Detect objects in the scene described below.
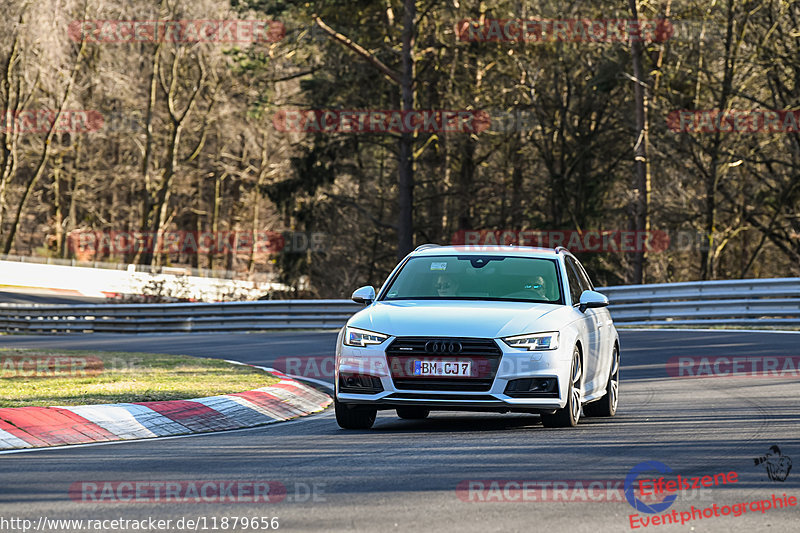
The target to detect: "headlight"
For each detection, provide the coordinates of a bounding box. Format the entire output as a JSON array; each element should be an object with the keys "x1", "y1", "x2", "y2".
[
  {"x1": 502, "y1": 332, "x2": 559, "y2": 351},
  {"x1": 344, "y1": 327, "x2": 389, "y2": 347}
]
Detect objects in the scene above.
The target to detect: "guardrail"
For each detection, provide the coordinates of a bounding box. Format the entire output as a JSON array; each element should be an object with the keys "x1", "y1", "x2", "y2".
[
  {"x1": 603, "y1": 278, "x2": 800, "y2": 326},
  {"x1": 0, "y1": 278, "x2": 798, "y2": 333},
  {"x1": 0, "y1": 300, "x2": 362, "y2": 334}
]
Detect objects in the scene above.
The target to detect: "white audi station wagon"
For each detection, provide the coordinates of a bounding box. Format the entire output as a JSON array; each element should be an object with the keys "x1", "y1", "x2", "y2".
[{"x1": 334, "y1": 245, "x2": 619, "y2": 429}]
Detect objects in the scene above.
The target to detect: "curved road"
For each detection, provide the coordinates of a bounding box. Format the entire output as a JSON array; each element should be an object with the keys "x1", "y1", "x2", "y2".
[{"x1": 0, "y1": 330, "x2": 798, "y2": 532}]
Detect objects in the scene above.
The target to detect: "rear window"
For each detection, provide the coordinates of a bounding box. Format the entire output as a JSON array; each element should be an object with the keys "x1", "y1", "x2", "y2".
[{"x1": 380, "y1": 255, "x2": 563, "y2": 304}]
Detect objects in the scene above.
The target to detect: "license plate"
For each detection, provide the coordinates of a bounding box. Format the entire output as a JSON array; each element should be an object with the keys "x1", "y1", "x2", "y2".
[{"x1": 413, "y1": 361, "x2": 471, "y2": 377}]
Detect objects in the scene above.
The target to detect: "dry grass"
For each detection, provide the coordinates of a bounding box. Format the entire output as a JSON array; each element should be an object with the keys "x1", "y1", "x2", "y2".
[{"x1": 0, "y1": 349, "x2": 278, "y2": 407}]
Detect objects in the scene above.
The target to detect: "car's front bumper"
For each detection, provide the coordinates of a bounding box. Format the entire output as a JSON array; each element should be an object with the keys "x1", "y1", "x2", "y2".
[{"x1": 335, "y1": 335, "x2": 573, "y2": 412}]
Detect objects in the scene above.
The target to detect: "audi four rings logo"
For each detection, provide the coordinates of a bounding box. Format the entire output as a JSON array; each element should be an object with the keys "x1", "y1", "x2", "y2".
[{"x1": 425, "y1": 340, "x2": 463, "y2": 354}]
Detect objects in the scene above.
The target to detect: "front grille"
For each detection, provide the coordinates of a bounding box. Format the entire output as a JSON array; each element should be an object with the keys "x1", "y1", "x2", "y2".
[
  {"x1": 387, "y1": 393, "x2": 498, "y2": 402},
  {"x1": 389, "y1": 380, "x2": 491, "y2": 392},
  {"x1": 386, "y1": 337, "x2": 502, "y2": 392}
]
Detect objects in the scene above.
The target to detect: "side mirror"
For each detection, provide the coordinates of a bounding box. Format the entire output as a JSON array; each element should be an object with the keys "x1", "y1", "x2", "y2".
[
  {"x1": 351, "y1": 286, "x2": 376, "y2": 305},
  {"x1": 578, "y1": 290, "x2": 609, "y2": 312}
]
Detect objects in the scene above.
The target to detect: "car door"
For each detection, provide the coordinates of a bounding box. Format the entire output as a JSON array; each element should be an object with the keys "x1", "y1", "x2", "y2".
[
  {"x1": 574, "y1": 259, "x2": 613, "y2": 360},
  {"x1": 565, "y1": 256, "x2": 603, "y2": 397}
]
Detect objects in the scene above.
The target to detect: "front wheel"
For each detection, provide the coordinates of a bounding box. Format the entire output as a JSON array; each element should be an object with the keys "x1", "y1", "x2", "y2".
[
  {"x1": 335, "y1": 399, "x2": 376, "y2": 429},
  {"x1": 541, "y1": 347, "x2": 582, "y2": 428},
  {"x1": 584, "y1": 346, "x2": 619, "y2": 418}
]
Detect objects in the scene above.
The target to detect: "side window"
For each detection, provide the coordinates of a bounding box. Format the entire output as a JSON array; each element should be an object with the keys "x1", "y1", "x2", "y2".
[
  {"x1": 564, "y1": 258, "x2": 583, "y2": 305},
  {"x1": 574, "y1": 260, "x2": 595, "y2": 291}
]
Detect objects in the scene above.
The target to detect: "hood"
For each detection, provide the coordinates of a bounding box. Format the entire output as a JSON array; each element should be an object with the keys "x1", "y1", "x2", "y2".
[{"x1": 347, "y1": 300, "x2": 572, "y2": 339}]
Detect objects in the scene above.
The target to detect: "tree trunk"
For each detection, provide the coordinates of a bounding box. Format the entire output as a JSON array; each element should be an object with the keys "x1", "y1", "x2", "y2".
[
  {"x1": 396, "y1": 0, "x2": 416, "y2": 259},
  {"x1": 627, "y1": 0, "x2": 650, "y2": 284},
  {"x1": 457, "y1": 138, "x2": 475, "y2": 231},
  {"x1": 148, "y1": 122, "x2": 182, "y2": 267},
  {"x1": 0, "y1": 34, "x2": 22, "y2": 239},
  {"x1": 137, "y1": 41, "x2": 163, "y2": 266},
  {"x1": 249, "y1": 134, "x2": 270, "y2": 273},
  {"x1": 52, "y1": 155, "x2": 63, "y2": 256},
  {"x1": 208, "y1": 170, "x2": 223, "y2": 270},
  {"x1": 3, "y1": 36, "x2": 86, "y2": 254},
  {"x1": 699, "y1": 1, "x2": 736, "y2": 280},
  {"x1": 65, "y1": 141, "x2": 80, "y2": 259}
]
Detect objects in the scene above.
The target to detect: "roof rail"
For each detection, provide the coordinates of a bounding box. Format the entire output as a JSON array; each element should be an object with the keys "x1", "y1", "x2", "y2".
[
  {"x1": 414, "y1": 243, "x2": 440, "y2": 251},
  {"x1": 555, "y1": 246, "x2": 569, "y2": 254}
]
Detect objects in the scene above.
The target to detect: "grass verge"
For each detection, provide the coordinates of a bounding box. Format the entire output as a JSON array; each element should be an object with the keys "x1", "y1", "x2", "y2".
[{"x1": 0, "y1": 349, "x2": 279, "y2": 407}]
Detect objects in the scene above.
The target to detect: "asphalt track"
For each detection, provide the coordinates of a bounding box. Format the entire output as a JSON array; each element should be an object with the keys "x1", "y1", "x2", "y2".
[{"x1": 0, "y1": 330, "x2": 798, "y2": 532}]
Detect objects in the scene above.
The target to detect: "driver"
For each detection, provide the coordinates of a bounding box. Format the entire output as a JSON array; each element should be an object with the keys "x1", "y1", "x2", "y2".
[
  {"x1": 525, "y1": 275, "x2": 548, "y2": 300},
  {"x1": 435, "y1": 274, "x2": 459, "y2": 297}
]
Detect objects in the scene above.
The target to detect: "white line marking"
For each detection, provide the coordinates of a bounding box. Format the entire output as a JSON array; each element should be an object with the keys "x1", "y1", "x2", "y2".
[{"x1": 61, "y1": 405, "x2": 158, "y2": 439}]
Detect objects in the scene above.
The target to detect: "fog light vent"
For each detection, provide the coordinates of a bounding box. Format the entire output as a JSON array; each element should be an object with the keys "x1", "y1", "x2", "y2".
[
  {"x1": 504, "y1": 377, "x2": 559, "y2": 398},
  {"x1": 339, "y1": 373, "x2": 384, "y2": 394}
]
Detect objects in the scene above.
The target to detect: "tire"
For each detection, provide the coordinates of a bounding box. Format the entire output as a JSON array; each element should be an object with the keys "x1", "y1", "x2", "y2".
[
  {"x1": 335, "y1": 399, "x2": 377, "y2": 429},
  {"x1": 540, "y1": 346, "x2": 582, "y2": 428},
  {"x1": 584, "y1": 346, "x2": 619, "y2": 418},
  {"x1": 396, "y1": 407, "x2": 430, "y2": 420}
]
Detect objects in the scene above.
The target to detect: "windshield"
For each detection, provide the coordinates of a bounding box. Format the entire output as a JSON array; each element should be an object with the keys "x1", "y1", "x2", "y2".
[{"x1": 381, "y1": 255, "x2": 563, "y2": 303}]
